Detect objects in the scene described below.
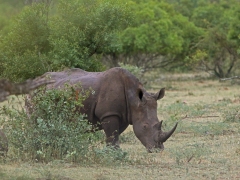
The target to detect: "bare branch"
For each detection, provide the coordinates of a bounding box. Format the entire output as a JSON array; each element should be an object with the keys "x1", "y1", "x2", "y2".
[
  {"x1": 219, "y1": 76, "x2": 240, "y2": 81},
  {"x1": 0, "y1": 78, "x2": 54, "y2": 102},
  {"x1": 181, "y1": 115, "x2": 220, "y2": 120}
]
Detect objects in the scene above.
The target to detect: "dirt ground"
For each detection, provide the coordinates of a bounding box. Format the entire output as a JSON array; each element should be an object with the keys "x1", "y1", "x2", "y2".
[{"x1": 0, "y1": 73, "x2": 240, "y2": 180}]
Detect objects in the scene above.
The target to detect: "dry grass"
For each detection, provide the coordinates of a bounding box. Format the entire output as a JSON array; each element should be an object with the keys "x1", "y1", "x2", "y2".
[{"x1": 0, "y1": 73, "x2": 240, "y2": 180}]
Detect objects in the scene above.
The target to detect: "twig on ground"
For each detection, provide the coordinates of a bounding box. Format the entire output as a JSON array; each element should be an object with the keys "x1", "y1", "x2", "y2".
[
  {"x1": 219, "y1": 76, "x2": 240, "y2": 81},
  {"x1": 180, "y1": 115, "x2": 220, "y2": 121}
]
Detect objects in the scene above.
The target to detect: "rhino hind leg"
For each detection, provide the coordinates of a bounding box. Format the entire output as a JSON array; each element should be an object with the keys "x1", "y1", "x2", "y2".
[{"x1": 101, "y1": 116, "x2": 120, "y2": 148}]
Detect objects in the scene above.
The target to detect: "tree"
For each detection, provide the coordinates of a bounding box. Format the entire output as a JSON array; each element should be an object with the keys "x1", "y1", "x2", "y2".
[
  {"x1": 0, "y1": 0, "x2": 25, "y2": 34},
  {"x1": 0, "y1": 3, "x2": 52, "y2": 81},
  {"x1": 190, "y1": 0, "x2": 240, "y2": 77},
  {"x1": 228, "y1": 7, "x2": 240, "y2": 74},
  {"x1": 0, "y1": 0, "x2": 130, "y2": 81},
  {"x1": 103, "y1": 0, "x2": 203, "y2": 72}
]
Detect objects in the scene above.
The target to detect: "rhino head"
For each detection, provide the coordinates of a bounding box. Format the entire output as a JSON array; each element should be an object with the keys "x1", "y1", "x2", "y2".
[{"x1": 131, "y1": 88, "x2": 178, "y2": 152}]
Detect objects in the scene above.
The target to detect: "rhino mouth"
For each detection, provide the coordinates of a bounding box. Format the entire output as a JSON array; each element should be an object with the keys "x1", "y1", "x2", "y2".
[
  {"x1": 147, "y1": 143, "x2": 164, "y2": 153},
  {"x1": 146, "y1": 122, "x2": 178, "y2": 153}
]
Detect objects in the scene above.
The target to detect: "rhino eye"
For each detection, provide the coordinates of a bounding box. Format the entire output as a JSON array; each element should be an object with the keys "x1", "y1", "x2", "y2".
[
  {"x1": 138, "y1": 90, "x2": 143, "y2": 100},
  {"x1": 143, "y1": 123, "x2": 149, "y2": 129}
]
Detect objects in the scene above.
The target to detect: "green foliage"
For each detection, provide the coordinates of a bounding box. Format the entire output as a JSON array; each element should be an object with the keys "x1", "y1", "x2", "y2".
[
  {"x1": 118, "y1": 1, "x2": 185, "y2": 69},
  {"x1": 1, "y1": 0, "x2": 240, "y2": 79},
  {"x1": 0, "y1": 84, "x2": 131, "y2": 165},
  {"x1": 109, "y1": 0, "x2": 204, "y2": 72},
  {"x1": 0, "y1": 0, "x2": 25, "y2": 34},
  {"x1": 228, "y1": 8, "x2": 240, "y2": 58},
  {"x1": 1, "y1": 50, "x2": 48, "y2": 81},
  {"x1": 48, "y1": 0, "x2": 130, "y2": 71},
  {"x1": 119, "y1": 63, "x2": 144, "y2": 80},
  {"x1": 152, "y1": 0, "x2": 240, "y2": 76},
  {"x1": 0, "y1": 0, "x2": 130, "y2": 81},
  {"x1": 0, "y1": 3, "x2": 52, "y2": 81},
  {"x1": 184, "y1": 0, "x2": 240, "y2": 77},
  {"x1": 0, "y1": 86, "x2": 103, "y2": 163}
]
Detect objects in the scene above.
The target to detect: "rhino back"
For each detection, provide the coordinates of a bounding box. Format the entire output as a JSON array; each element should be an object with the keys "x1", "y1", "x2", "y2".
[
  {"x1": 45, "y1": 68, "x2": 91, "y2": 88},
  {"x1": 44, "y1": 68, "x2": 140, "y2": 125}
]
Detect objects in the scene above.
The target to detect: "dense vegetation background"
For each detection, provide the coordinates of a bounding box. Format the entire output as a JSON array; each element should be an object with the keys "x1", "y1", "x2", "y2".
[
  {"x1": 0, "y1": 0, "x2": 240, "y2": 81},
  {"x1": 1, "y1": 1, "x2": 240, "y2": 179}
]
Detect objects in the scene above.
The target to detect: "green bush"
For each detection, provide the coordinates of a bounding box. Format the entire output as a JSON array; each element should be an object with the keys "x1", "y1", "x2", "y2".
[
  {"x1": 0, "y1": 3, "x2": 51, "y2": 81},
  {"x1": 0, "y1": 0, "x2": 130, "y2": 81},
  {"x1": 0, "y1": 85, "x2": 131, "y2": 165},
  {"x1": 0, "y1": 85, "x2": 103, "y2": 163},
  {"x1": 119, "y1": 63, "x2": 144, "y2": 80}
]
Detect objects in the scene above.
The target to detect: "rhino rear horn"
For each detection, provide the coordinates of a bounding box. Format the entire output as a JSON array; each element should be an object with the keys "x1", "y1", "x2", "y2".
[
  {"x1": 159, "y1": 120, "x2": 163, "y2": 130},
  {"x1": 159, "y1": 122, "x2": 178, "y2": 142}
]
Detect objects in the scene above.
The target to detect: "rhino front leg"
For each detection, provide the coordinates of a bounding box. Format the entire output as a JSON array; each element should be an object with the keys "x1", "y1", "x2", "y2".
[{"x1": 101, "y1": 116, "x2": 120, "y2": 148}]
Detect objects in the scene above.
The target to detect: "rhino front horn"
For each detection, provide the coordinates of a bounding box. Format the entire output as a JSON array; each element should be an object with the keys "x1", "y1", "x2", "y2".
[{"x1": 159, "y1": 122, "x2": 178, "y2": 142}]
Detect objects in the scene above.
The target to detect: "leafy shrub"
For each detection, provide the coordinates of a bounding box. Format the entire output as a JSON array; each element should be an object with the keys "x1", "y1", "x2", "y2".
[
  {"x1": 0, "y1": 85, "x2": 131, "y2": 165},
  {"x1": 0, "y1": 3, "x2": 50, "y2": 81},
  {"x1": 0, "y1": 85, "x2": 103, "y2": 163},
  {"x1": 0, "y1": 0, "x2": 130, "y2": 81},
  {"x1": 119, "y1": 63, "x2": 144, "y2": 80}
]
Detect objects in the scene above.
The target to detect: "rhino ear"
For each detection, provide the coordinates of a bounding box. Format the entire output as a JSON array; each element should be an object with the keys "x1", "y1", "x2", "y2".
[{"x1": 153, "y1": 88, "x2": 165, "y2": 100}]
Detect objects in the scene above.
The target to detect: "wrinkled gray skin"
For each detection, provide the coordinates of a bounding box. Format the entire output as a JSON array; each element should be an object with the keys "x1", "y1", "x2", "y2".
[
  {"x1": 40, "y1": 67, "x2": 178, "y2": 152},
  {"x1": 0, "y1": 129, "x2": 8, "y2": 156}
]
